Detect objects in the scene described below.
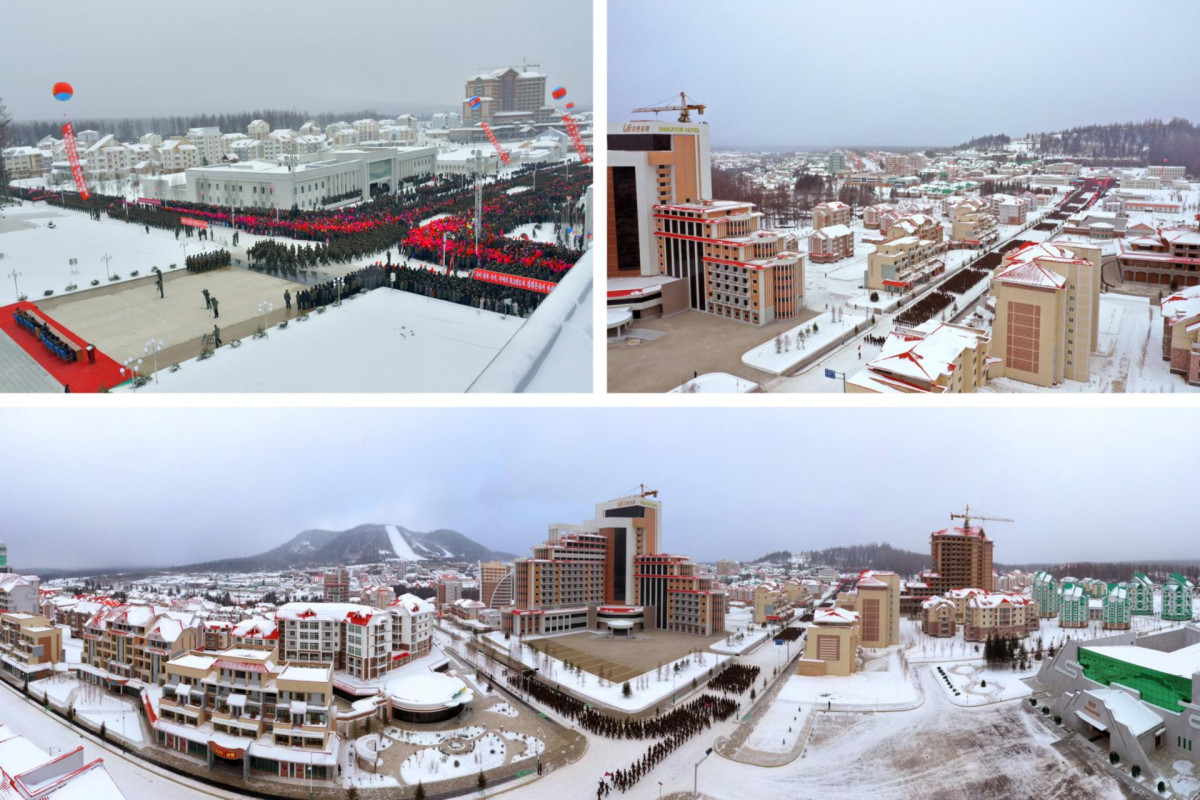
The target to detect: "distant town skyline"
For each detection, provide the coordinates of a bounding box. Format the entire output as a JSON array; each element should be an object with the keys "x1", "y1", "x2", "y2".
[
  {"x1": 609, "y1": 0, "x2": 1200, "y2": 148},
  {"x1": 0, "y1": 0, "x2": 591, "y2": 122},
  {"x1": 1, "y1": 407, "x2": 1195, "y2": 571}
]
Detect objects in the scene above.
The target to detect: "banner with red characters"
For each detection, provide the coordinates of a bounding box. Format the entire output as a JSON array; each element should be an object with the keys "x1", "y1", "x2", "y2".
[
  {"x1": 481, "y1": 122, "x2": 511, "y2": 165},
  {"x1": 471, "y1": 268, "x2": 555, "y2": 294},
  {"x1": 61, "y1": 122, "x2": 90, "y2": 200}
]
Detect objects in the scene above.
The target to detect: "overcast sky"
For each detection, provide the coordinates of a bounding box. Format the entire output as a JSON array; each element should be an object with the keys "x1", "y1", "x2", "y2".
[
  {"x1": 1, "y1": 407, "x2": 1193, "y2": 572},
  {"x1": 0, "y1": 0, "x2": 591, "y2": 121},
  {"x1": 609, "y1": 0, "x2": 1200, "y2": 149}
]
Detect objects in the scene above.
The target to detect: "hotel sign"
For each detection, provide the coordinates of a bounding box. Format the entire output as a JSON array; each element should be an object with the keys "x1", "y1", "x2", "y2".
[{"x1": 621, "y1": 123, "x2": 702, "y2": 135}]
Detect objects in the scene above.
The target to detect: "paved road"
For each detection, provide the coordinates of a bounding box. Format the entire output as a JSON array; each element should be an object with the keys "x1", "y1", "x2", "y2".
[{"x1": 0, "y1": 680, "x2": 242, "y2": 800}]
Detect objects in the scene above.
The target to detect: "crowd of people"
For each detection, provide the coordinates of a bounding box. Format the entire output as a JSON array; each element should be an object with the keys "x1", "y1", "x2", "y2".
[
  {"x1": 707, "y1": 663, "x2": 760, "y2": 695},
  {"x1": 293, "y1": 263, "x2": 392, "y2": 311},
  {"x1": 863, "y1": 334, "x2": 888, "y2": 348},
  {"x1": 185, "y1": 249, "x2": 231, "y2": 274},
  {"x1": 13, "y1": 308, "x2": 76, "y2": 362}
]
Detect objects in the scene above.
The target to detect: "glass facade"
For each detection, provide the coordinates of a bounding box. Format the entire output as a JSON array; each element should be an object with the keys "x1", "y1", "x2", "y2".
[{"x1": 1078, "y1": 647, "x2": 1192, "y2": 713}]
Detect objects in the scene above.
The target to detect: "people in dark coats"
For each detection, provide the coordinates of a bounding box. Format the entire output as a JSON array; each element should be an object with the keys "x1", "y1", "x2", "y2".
[
  {"x1": 202, "y1": 288, "x2": 211, "y2": 309},
  {"x1": 211, "y1": 297, "x2": 220, "y2": 318}
]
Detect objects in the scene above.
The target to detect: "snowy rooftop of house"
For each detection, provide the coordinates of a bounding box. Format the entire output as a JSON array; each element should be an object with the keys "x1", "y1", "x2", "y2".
[
  {"x1": 968, "y1": 592, "x2": 1031, "y2": 609},
  {"x1": 1160, "y1": 284, "x2": 1200, "y2": 321},
  {"x1": 170, "y1": 653, "x2": 217, "y2": 671},
  {"x1": 1080, "y1": 642, "x2": 1200, "y2": 679},
  {"x1": 813, "y1": 607, "x2": 858, "y2": 626},
  {"x1": 276, "y1": 602, "x2": 379, "y2": 623},
  {"x1": 860, "y1": 321, "x2": 987, "y2": 387},
  {"x1": 385, "y1": 671, "x2": 473, "y2": 710},
  {"x1": 390, "y1": 593, "x2": 436, "y2": 616},
  {"x1": 277, "y1": 665, "x2": 331, "y2": 684},
  {"x1": 232, "y1": 618, "x2": 278, "y2": 638},
  {"x1": 811, "y1": 223, "x2": 853, "y2": 239}
]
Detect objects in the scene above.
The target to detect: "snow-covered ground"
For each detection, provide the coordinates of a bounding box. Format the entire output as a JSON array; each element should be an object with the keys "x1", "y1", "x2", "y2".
[
  {"x1": 709, "y1": 628, "x2": 770, "y2": 655},
  {"x1": 483, "y1": 632, "x2": 728, "y2": 713},
  {"x1": 399, "y1": 731, "x2": 506, "y2": 784},
  {"x1": 0, "y1": 203, "x2": 221, "y2": 305},
  {"x1": 70, "y1": 683, "x2": 144, "y2": 744},
  {"x1": 669, "y1": 372, "x2": 758, "y2": 393},
  {"x1": 30, "y1": 674, "x2": 80, "y2": 707},
  {"x1": 488, "y1": 701, "x2": 518, "y2": 718},
  {"x1": 135, "y1": 289, "x2": 522, "y2": 392},
  {"x1": 744, "y1": 694, "x2": 810, "y2": 754},
  {"x1": 743, "y1": 310, "x2": 871, "y2": 375},
  {"x1": 385, "y1": 524, "x2": 425, "y2": 561},
  {"x1": 784, "y1": 650, "x2": 920, "y2": 712},
  {"x1": 931, "y1": 661, "x2": 1032, "y2": 707},
  {"x1": 386, "y1": 724, "x2": 485, "y2": 746}
]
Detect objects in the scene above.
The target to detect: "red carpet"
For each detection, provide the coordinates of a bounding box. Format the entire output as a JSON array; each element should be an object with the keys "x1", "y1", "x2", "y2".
[{"x1": 0, "y1": 301, "x2": 127, "y2": 392}]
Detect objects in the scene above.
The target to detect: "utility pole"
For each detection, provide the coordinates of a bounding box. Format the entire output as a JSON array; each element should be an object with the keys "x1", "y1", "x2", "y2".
[
  {"x1": 694, "y1": 747, "x2": 713, "y2": 796},
  {"x1": 470, "y1": 149, "x2": 485, "y2": 266}
]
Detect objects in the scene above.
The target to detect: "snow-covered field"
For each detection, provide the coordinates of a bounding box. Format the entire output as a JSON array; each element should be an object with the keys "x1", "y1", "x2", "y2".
[
  {"x1": 744, "y1": 696, "x2": 809, "y2": 754},
  {"x1": 385, "y1": 524, "x2": 425, "y2": 561},
  {"x1": 483, "y1": 632, "x2": 728, "y2": 713},
  {"x1": 931, "y1": 661, "x2": 1032, "y2": 707},
  {"x1": 669, "y1": 372, "x2": 758, "y2": 393},
  {"x1": 70, "y1": 683, "x2": 144, "y2": 744},
  {"x1": 0, "y1": 203, "x2": 221, "y2": 305},
  {"x1": 136, "y1": 289, "x2": 521, "y2": 392},
  {"x1": 709, "y1": 628, "x2": 770, "y2": 655},
  {"x1": 30, "y1": 674, "x2": 80, "y2": 707}
]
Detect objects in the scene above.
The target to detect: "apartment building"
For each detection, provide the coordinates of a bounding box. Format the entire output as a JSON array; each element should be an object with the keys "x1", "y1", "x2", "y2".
[
  {"x1": 1147, "y1": 164, "x2": 1187, "y2": 180},
  {"x1": 81, "y1": 605, "x2": 199, "y2": 687},
  {"x1": 930, "y1": 525, "x2": 994, "y2": 593},
  {"x1": 231, "y1": 619, "x2": 279, "y2": 647},
  {"x1": 865, "y1": 215, "x2": 947, "y2": 291},
  {"x1": 185, "y1": 127, "x2": 225, "y2": 165},
  {"x1": 922, "y1": 596, "x2": 957, "y2": 637},
  {"x1": 1059, "y1": 582, "x2": 1088, "y2": 628},
  {"x1": 1033, "y1": 571, "x2": 1060, "y2": 618},
  {"x1": 863, "y1": 203, "x2": 895, "y2": 229},
  {"x1": 0, "y1": 613, "x2": 62, "y2": 681},
  {"x1": 480, "y1": 561, "x2": 515, "y2": 608},
  {"x1": 848, "y1": 321, "x2": 991, "y2": 394},
  {"x1": 513, "y1": 526, "x2": 607, "y2": 611},
  {"x1": 436, "y1": 576, "x2": 463, "y2": 610},
  {"x1": 156, "y1": 646, "x2": 338, "y2": 782},
  {"x1": 1117, "y1": 227, "x2": 1200, "y2": 288},
  {"x1": 247, "y1": 119, "x2": 270, "y2": 139},
  {"x1": 84, "y1": 135, "x2": 131, "y2": 181},
  {"x1": 275, "y1": 602, "x2": 395, "y2": 680},
  {"x1": 1161, "y1": 574, "x2": 1195, "y2": 622},
  {"x1": 949, "y1": 198, "x2": 998, "y2": 245},
  {"x1": 1125, "y1": 573, "x2": 1155, "y2": 616},
  {"x1": 462, "y1": 66, "x2": 548, "y2": 122},
  {"x1": 751, "y1": 583, "x2": 791, "y2": 626},
  {"x1": 963, "y1": 593, "x2": 1038, "y2": 641},
  {"x1": 1045, "y1": 162, "x2": 1081, "y2": 177},
  {"x1": 990, "y1": 193, "x2": 1034, "y2": 226},
  {"x1": 159, "y1": 139, "x2": 200, "y2": 173},
  {"x1": 2, "y1": 147, "x2": 46, "y2": 179},
  {"x1": 988, "y1": 241, "x2": 1101, "y2": 387},
  {"x1": 387, "y1": 593, "x2": 434, "y2": 660},
  {"x1": 1102, "y1": 585, "x2": 1132, "y2": 630},
  {"x1": 201, "y1": 621, "x2": 233, "y2": 652},
  {"x1": 323, "y1": 567, "x2": 350, "y2": 603},
  {"x1": 352, "y1": 119, "x2": 380, "y2": 141},
  {"x1": 812, "y1": 201, "x2": 852, "y2": 230},
  {"x1": 807, "y1": 224, "x2": 854, "y2": 264},
  {"x1": 0, "y1": 575, "x2": 40, "y2": 615}
]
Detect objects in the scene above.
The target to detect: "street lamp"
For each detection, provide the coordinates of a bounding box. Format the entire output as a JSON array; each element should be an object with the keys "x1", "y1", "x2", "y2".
[
  {"x1": 142, "y1": 338, "x2": 164, "y2": 383},
  {"x1": 7, "y1": 269, "x2": 22, "y2": 300},
  {"x1": 120, "y1": 356, "x2": 143, "y2": 386},
  {"x1": 257, "y1": 300, "x2": 274, "y2": 329},
  {"x1": 101, "y1": 252, "x2": 113, "y2": 280}
]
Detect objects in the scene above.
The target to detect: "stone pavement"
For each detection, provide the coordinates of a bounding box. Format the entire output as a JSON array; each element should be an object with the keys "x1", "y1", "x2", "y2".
[{"x1": 0, "y1": 331, "x2": 62, "y2": 392}]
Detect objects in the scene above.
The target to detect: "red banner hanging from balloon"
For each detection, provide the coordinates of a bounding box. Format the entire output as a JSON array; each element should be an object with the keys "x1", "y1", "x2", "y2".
[
  {"x1": 61, "y1": 122, "x2": 90, "y2": 200},
  {"x1": 562, "y1": 114, "x2": 591, "y2": 164},
  {"x1": 480, "y1": 122, "x2": 511, "y2": 165}
]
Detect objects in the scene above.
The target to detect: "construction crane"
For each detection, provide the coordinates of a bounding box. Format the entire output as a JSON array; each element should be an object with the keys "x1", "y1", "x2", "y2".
[
  {"x1": 638, "y1": 483, "x2": 658, "y2": 499},
  {"x1": 949, "y1": 504, "x2": 1013, "y2": 531},
  {"x1": 632, "y1": 92, "x2": 706, "y2": 123}
]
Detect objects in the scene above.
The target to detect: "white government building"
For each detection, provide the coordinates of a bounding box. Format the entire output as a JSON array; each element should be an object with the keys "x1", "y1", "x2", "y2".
[{"x1": 142, "y1": 146, "x2": 437, "y2": 211}]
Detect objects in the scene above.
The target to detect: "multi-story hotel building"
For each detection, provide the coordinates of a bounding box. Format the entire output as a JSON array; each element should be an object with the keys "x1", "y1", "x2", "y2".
[
  {"x1": 156, "y1": 646, "x2": 339, "y2": 782},
  {"x1": 751, "y1": 583, "x2": 791, "y2": 626},
  {"x1": 436, "y1": 576, "x2": 463, "y2": 610},
  {"x1": 697, "y1": 207, "x2": 804, "y2": 325},
  {"x1": 0, "y1": 574, "x2": 40, "y2": 615},
  {"x1": 949, "y1": 198, "x2": 998, "y2": 245},
  {"x1": 462, "y1": 66, "x2": 548, "y2": 125},
  {"x1": 1116, "y1": 228, "x2": 1200, "y2": 287},
  {"x1": 963, "y1": 593, "x2": 1039, "y2": 641},
  {"x1": 864, "y1": 215, "x2": 947, "y2": 292},
  {"x1": 635, "y1": 554, "x2": 726, "y2": 636},
  {"x1": 322, "y1": 567, "x2": 349, "y2": 603},
  {"x1": 930, "y1": 525, "x2": 995, "y2": 593},
  {"x1": 1160, "y1": 285, "x2": 1200, "y2": 384},
  {"x1": 863, "y1": 203, "x2": 895, "y2": 230},
  {"x1": 812, "y1": 201, "x2": 852, "y2": 230},
  {"x1": 988, "y1": 241, "x2": 1101, "y2": 387},
  {"x1": 847, "y1": 321, "x2": 991, "y2": 394},
  {"x1": 81, "y1": 605, "x2": 199, "y2": 687},
  {"x1": 480, "y1": 561, "x2": 515, "y2": 608}
]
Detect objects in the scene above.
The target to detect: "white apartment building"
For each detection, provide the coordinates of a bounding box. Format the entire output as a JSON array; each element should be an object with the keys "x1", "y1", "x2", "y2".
[
  {"x1": 159, "y1": 139, "x2": 200, "y2": 173},
  {"x1": 186, "y1": 127, "x2": 225, "y2": 165},
  {"x1": 388, "y1": 593, "x2": 435, "y2": 660},
  {"x1": 247, "y1": 119, "x2": 270, "y2": 139}
]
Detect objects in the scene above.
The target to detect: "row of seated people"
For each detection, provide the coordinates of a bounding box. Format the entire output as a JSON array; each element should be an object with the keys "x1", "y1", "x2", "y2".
[{"x1": 13, "y1": 309, "x2": 77, "y2": 362}]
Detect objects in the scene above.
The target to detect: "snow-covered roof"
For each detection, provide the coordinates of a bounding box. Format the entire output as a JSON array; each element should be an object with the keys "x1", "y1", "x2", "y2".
[
  {"x1": 275, "y1": 602, "x2": 381, "y2": 624},
  {"x1": 389, "y1": 593, "x2": 436, "y2": 617},
  {"x1": 811, "y1": 223, "x2": 853, "y2": 239},
  {"x1": 1082, "y1": 689, "x2": 1165, "y2": 737},
  {"x1": 1081, "y1": 642, "x2": 1200, "y2": 680},
  {"x1": 813, "y1": 607, "x2": 858, "y2": 626}
]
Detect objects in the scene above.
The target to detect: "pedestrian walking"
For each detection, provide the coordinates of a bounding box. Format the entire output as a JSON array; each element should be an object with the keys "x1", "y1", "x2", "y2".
[
  {"x1": 211, "y1": 297, "x2": 220, "y2": 318},
  {"x1": 212, "y1": 324, "x2": 222, "y2": 347},
  {"x1": 202, "y1": 288, "x2": 211, "y2": 309},
  {"x1": 145, "y1": 224, "x2": 150, "y2": 234},
  {"x1": 156, "y1": 271, "x2": 164, "y2": 299},
  {"x1": 284, "y1": 289, "x2": 292, "y2": 311}
]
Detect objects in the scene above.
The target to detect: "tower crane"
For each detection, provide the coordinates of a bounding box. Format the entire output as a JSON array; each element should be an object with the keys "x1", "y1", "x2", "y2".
[
  {"x1": 632, "y1": 92, "x2": 706, "y2": 123},
  {"x1": 949, "y1": 504, "x2": 1013, "y2": 532}
]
